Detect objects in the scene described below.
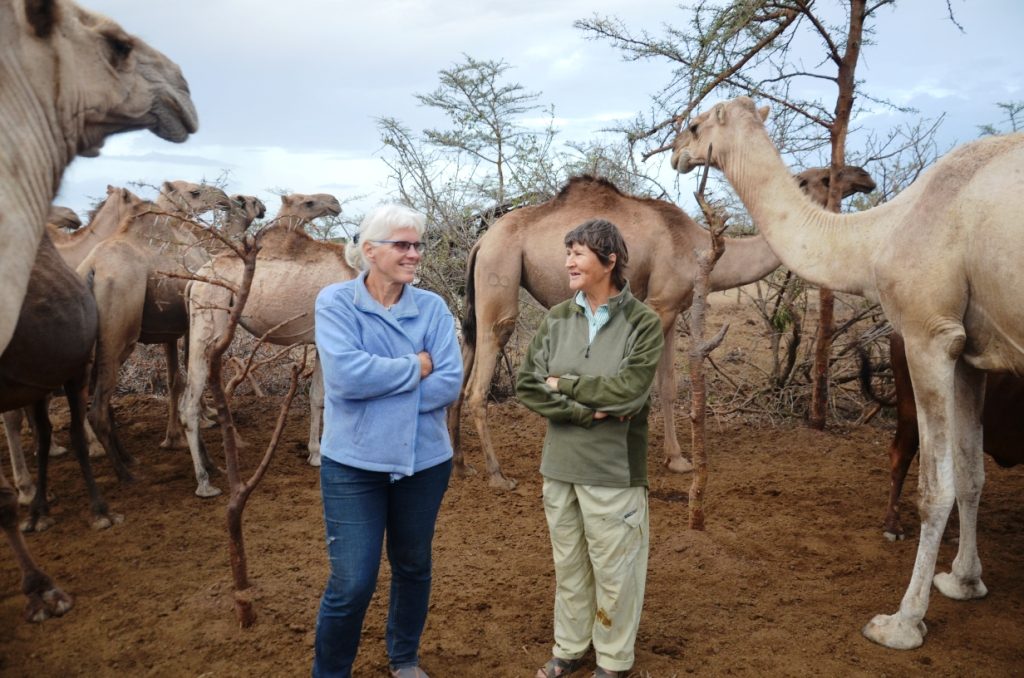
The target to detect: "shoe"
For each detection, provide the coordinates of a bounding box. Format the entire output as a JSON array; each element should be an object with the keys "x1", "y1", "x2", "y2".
[
  {"x1": 390, "y1": 667, "x2": 429, "y2": 678},
  {"x1": 593, "y1": 668, "x2": 622, "y2": 678},
  {"x1": 536, "y1": 657, "x2": 584, "y2": 678}
]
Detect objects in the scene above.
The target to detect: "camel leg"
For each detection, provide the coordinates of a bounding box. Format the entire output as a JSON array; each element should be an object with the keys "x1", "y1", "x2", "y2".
[
  {"x1": 307, "y1": 357, "x2": 323, "y2": 466},
  {"x1": 66, "y1": 378, "x2": 122, "y2": 530},
  {"x1": 655, "y1": 315, "x2": 693, "y2": 473},
  {"x1": 23, "y1": 400, "x2": 56, "y2": 533},
  {"x1": 3, "y1": 410, "x2": 36, "y2": 506},
  {"x1": 883, "y1": 418, "x2": 919, "y2": 541},
  {"x1": 159, "y1": 340, "x2": 187, "y2": 449},
  {"x1": 26, "y1": 398, "x2": 67, "y2": 458},
  {"x1": 862, "y1": 333, "x2": 960, "y2": 650},
  {"x1": 180, "y1": 282, "x2": 226, "y2": 497},
  {"x1": 448, "y1": 338, "x2": 476, "y2": 474},
  {"x1": 0, "y1": 466, "x2": 72, "y2": 622},
  {"x1": 465, "y1": 317, "x2": 518, "y2": 491},
  {"x1": 933, "y1": 362, "x2": 987, "y2": 600}
]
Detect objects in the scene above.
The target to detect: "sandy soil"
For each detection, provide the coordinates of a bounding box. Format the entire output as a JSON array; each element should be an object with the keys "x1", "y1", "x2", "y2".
[{"x1": 2, "y1": 295, "x2": 1023, "y2": 677}]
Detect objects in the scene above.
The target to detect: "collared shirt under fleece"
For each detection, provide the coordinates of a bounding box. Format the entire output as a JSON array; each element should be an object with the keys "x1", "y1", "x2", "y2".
[
  {"x1": 516, "y1": 284, "x2": 664, "y2": 488},
  {"x1": 314, "y1": 272, "x2": 463, "y2": 477}
]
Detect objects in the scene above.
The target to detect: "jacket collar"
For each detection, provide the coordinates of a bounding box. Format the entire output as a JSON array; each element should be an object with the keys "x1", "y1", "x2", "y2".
[
  {"x1": 353, "y1": 271, "x2": 420, "y2": 320},
  {"x1": 571, "y1": 282, "x2": 632, "y2": 316}
]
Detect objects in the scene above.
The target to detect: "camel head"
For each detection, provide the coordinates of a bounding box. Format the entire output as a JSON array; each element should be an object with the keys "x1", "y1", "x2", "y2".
[
  {"x1": 671, "y1": 96, "x2": 769, "y2": 175},
  {"x1": 276, "y1": 193, "x2": 342, "y2": 229},
  {"x1": 46, "y1": 205, "x2": 81, "y2": 230},
  {"x1": 796, "y1": 166, "x2": 877, "y2": 206},
  {"x1": 5, "y1": 0, "x2": 199, "y2": 159},
  {"x1": 157, "y1": 180, "x2": 231, "y2": 218},
  {"x1": 222, "y1": 194, "x2": 267, "y2": 238}
]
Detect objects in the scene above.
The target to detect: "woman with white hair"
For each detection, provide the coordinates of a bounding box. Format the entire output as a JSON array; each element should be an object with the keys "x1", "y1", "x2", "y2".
[{"x1": 312, "y1": 204, "x2": 462, "y2": 678}]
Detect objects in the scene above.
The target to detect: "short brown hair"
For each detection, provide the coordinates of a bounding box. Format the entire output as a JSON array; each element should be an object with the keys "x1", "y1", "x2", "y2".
[{"x1": 563, "y1": 219, "x2": 629, "y2": 290}]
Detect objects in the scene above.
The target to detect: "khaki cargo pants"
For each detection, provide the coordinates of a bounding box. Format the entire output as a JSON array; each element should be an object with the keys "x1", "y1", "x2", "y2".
[{"x1": 542, "y1": 479, "x2": 649, "y2": 673}]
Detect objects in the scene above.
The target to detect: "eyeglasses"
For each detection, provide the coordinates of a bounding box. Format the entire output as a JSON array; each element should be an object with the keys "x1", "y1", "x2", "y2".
[{"x1": 371, "y1": 240, "x2": 426, "y2": 253}]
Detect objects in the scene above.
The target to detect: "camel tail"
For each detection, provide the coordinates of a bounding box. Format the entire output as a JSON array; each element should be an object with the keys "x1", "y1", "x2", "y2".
[
  {"x1": 857, "y1": 345, "x2": 896, "y2": 407},
  {"x1": 462, "y1": 242, "x2": 480, "y2": 350}
]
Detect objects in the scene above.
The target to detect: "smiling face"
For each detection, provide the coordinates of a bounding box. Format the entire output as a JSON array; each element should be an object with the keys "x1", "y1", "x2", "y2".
[
  {"x1": 566, "y1": 242, "x2": 614, "y2": 297},
  {"x1": 364, "y1": 226, "x2": 423, "y2": 286}
]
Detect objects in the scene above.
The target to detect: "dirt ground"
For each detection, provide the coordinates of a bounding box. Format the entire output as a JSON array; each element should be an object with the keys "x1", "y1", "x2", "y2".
[{"x1": 2, "y1": 293, "x2": 1023, "y2": 677}]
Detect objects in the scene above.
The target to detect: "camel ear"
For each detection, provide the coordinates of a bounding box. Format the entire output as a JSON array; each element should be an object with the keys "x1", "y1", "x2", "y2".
[
  {"x1": 25, "y1": 0, "x2": 58, "y2": 39},
  {"x1": 281, "y1": 194, "x2": 293, "y2": 207},
  {"x1": 715, "y1": 103, "x2": 726, "y2": 124},
  {"x1": 758, "y1": 106, "x2": 770, "y2": 122},
  {"x1": 161, "y1": 181, "x2": 175, "y2": 194}
]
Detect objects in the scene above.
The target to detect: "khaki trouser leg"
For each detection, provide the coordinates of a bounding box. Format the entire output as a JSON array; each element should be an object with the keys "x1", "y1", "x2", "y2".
[{"x1": 543, "y1": 479, "x2": 649, "y2": 672}]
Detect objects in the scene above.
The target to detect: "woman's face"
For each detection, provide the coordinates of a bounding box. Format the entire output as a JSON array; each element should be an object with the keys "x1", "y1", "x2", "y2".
[
  {"x1": 565, "y1": 242, "x2": 614, "y2": 295},
  {"x1": 365, "y1": 226, "x2": 423, "y2": 285}
]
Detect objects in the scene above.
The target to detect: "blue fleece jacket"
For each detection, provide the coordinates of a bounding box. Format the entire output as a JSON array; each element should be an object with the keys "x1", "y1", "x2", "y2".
[{"x1": 314, "y1": 272, "x2": 462, "y2": 476}]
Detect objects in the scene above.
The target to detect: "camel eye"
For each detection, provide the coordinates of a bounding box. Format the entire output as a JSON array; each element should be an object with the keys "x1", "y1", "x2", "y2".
[
  {"x1": 104, "y1": 32, "x2": 134, "y2": 65},
  {"x1": 190, "y1": 190, "x2": 201, "y2": 198},
  {"x1": 689, "y1": 123, "x2": 699, "y2": 136},
  {"x1": 305, "y1": 201, "x2": 314, "y2": 208}
]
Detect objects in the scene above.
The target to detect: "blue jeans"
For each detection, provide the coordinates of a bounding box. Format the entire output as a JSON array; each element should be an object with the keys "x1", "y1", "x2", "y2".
[{"x1": 313, "y1": 457, "x2": 451, "y2": 678}]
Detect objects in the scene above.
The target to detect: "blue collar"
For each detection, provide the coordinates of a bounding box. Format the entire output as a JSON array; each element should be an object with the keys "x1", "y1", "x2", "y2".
[{"x1": 353, "y1": 271, "x2": 420, "y2": 321}]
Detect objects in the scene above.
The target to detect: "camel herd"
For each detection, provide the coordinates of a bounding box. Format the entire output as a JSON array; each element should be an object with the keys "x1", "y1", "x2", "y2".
[{"x1": 3, "y1": 0, "x2": 1023, "y2": 656}]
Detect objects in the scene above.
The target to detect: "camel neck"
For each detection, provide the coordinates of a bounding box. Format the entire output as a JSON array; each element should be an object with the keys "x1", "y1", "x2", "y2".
[{"x1": 722, "y1": 124, "x2": 890, "y2": 297}]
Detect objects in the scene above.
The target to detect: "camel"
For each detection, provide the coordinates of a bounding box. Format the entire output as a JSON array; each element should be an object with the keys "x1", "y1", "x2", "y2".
[
  {"x1": 49, "y1": 186, "x2": 147, "y2": 270},
  {"x1": 1, "y1": 0, "x2": 196, "y2": 622},
  {"x1": 179, "y1": 193, "x2": 345, "y2": 497},
  {"x1": 0, "y1": 0, "x2": 197, "y2": 359},
  {"x1": 670, "y1": 95, "x2": 1024, "y2": 650},
  {"x1": 1, "y1": 233, "x2": 120, "y2": 532},
  {"x1": 452, "y1": 171, "x2": 875, "y2": 490},
  {"x1": 77, "y1": 181, "x2": 230, "y2": 479},
  {"x1": 46, "y1": 206, "x2": 82, "y2": 231}
]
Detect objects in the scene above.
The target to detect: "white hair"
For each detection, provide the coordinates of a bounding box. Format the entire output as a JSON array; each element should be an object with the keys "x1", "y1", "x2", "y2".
[{"x1": 344, "y1": 204, "x2": 427, "y2": 271}]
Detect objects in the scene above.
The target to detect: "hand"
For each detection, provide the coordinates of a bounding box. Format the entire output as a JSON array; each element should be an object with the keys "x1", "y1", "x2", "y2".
[
  {"x1": 418, "y1": 351, "x2": 433, "y2": 379},
  {"x1": 545, "y1": 376, "x2": 559, "y2": 390},
  {"x1": 592, "y1": 410, "x2": 609, "y2": 420}
]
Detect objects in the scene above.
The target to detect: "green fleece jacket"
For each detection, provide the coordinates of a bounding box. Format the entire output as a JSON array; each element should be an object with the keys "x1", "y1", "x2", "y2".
[{"x1": 515, "y1": 284, "x2": 664, "y2": 487}]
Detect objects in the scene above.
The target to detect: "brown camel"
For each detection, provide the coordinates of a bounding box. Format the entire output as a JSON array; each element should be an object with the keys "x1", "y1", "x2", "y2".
[
  {"x1": 1, "y1": 233, "x2": 121, "y2": 532},
  {"x1": 671, "y1": 95, "x2": 1024, "y2": 650},
  {"x1": 0, "y1": 0, "x2": 196, "y2": 623},
  {"x1": 180, "y1": 193, "x2": 345, "y2": 497},
  {"x1": 452, "y1": 171, "x2": 875, "y2": 490},
  {"x1": 77, "y1": 181, "x2": 230, "y2": 475}
]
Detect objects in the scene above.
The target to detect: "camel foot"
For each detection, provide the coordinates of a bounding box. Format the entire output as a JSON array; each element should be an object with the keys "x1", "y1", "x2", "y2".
[
  {"x1": 48, "y1": 444, "x2": 69, "y2": 458},
  {"x1": 933, "y1": 572, "x2": 987, "y2": 600},
  {"x1": 21, "y1": 515, "x2": 56, "y2": 533},
  {"x1": 88, "y1": 444, "x2": 105, "y2": 459},
  {"x1": 665, "y1": 455, "x2": 694, "y2": 473},
  {"x1": 307, "y1": 452, "x2": 321, "y2": 467},
  {"x1": 195, "y1": 483, "x2": 222, "y2": 499},
  {"x1": 25, "y1": 587, "x2": 73, "y2": 623},
  {"x1": 159, "y1": 435, "x2": 186, "y2": 450},
  {"x1": 487, "y1": 473, "x2": 518, "y2": 491},
  {"x1": 453, "y1": 461, "x2": 478, "y2": 479},
  {"x1": 883, "y1": 528, "x2": 906, "y2": 542},
  {"x1": 861, "y1": 612, "x2": 927, "y2": 650},
  {"x1": 16, "y1": 487, "x2": 37, "y2": 507},
  {"x1": 90, "y1": 512, "x2": 124, "y2": 531}
]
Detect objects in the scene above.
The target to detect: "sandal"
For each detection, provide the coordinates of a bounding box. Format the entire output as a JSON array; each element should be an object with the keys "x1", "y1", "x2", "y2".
[
  {"x1": 390, "y1": 667, "x2": 429, "y2": 678},
  {"x1": 536, "y1": 656, "x2": 583, "y2": 678},
  {"x1": 593, "y1": 668, "x2": 622, "y2": 678}
]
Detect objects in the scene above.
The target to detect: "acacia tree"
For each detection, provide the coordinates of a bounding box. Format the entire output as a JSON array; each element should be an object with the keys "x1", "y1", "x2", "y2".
[{"x1": 577, "y1": 0, "x2": 955, "y2": 429}]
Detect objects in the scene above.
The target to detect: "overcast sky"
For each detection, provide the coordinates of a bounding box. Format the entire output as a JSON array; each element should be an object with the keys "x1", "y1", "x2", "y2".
[{"x1": 57, "y1": 1, "x2": 1022, "y2": 221}]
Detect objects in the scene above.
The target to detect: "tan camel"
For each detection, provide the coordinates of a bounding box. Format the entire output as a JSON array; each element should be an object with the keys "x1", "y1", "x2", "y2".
[
  {"x1": 671, "y1": 95, "x2": 1024, "y2": 650},
  {"x1": 77, "y1": 181, "x2": 230, "y2": 478},
  {"x1": 0, "y1": 0, "x2": 197, "y2": 360},
  {"x1": 452, "y1": 171, "x2": 875, "y2": 490},
  {"x1": 179, "y1": 193, "x2": 345, "y2": 497},
  {"x1": 48, "y1": 186, "x2": 147, "y2": 270},
  {"x1": 1, "y1": 232, "x2": 121, "y2": 533},
  {"x1": 46, "y1": 206, "x2": 82, "y2": 231},
  {"x1": 1, "y1": 0, "x2": 196, "y2": 623}
]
